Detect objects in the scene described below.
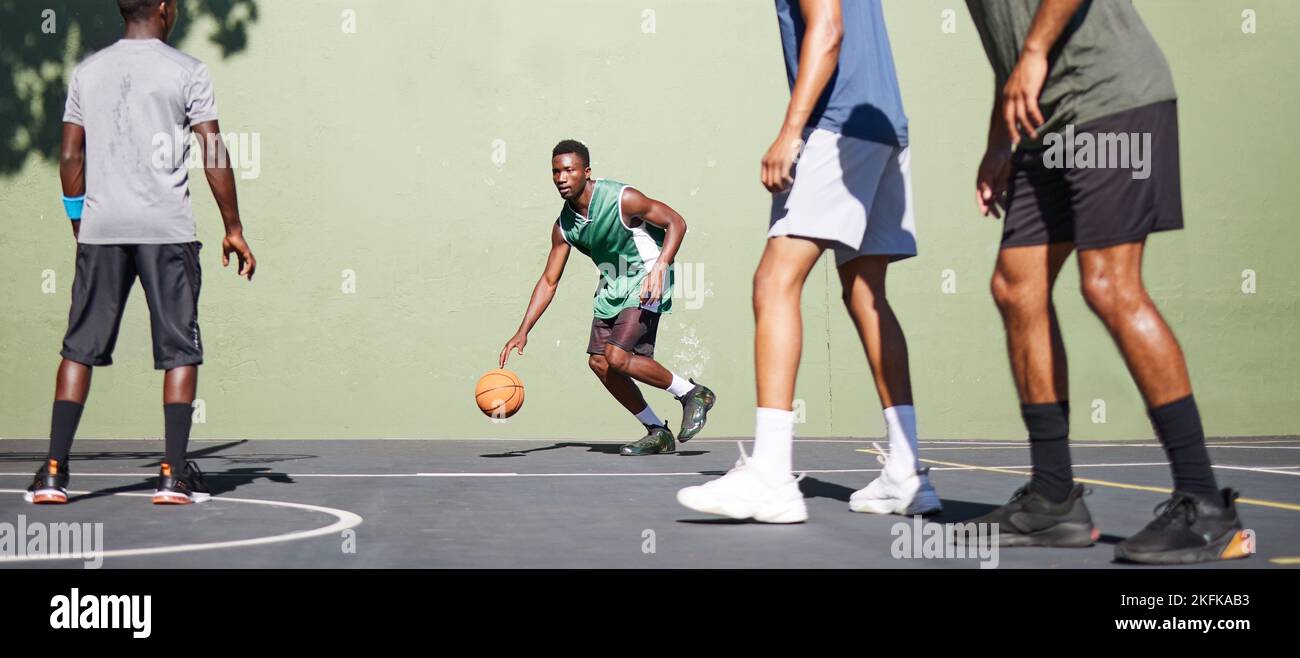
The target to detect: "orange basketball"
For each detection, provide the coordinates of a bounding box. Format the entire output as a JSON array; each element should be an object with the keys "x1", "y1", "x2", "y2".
[{"x1": 475, "y1": 369, "x2": 524, "y2": 419}]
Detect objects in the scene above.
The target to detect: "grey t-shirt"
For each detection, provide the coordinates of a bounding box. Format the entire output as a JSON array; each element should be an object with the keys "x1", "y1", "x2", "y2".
[
  {"x1": 966, "y1": 0, "x2": 1177, "y2": 147},
  {"x1": 63, "y1": 38, "x2": 218, "y2": 244}
]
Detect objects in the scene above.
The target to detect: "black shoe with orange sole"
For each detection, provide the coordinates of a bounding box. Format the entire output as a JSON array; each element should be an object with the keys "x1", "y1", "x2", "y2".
[
  {"x1": 1114, "y1": 488, "x2": 1252, "y2": 564},
  {"x1": 24, "y1": 459, "x2": 70, "y2": 505},
  {"x1": 152, "y1": 461, "x2": 212, "y2": 505}
]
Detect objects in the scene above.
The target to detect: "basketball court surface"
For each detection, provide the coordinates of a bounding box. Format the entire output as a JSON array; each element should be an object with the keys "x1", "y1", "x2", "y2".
[{"x1": 2, "y1": 436, "x2": 1296, "y2": 569}]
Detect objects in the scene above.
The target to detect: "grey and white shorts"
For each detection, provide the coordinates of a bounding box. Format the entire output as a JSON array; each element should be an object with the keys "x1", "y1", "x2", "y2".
[{"x1": 769, "y1": 128, "x2": 917, "y2": 265}]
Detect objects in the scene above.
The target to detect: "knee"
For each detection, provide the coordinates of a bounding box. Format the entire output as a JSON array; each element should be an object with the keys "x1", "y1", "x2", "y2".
[
  {"x1": 840, "y1": 278, "x2": 886, "y2": 315},
  {"x1": 753, "y1": 263, "x2": 800, "y2": 314},
  {"x1": 588, "y1": 354, "x2": 608, "y2": 379},
  {"x1": 1081, "y1": 271, "x2": 1144, "y2": 319},
  {"x1": 602, "y1": 345, "x2": 631, "y2": 374},
  {"x1": 990, "y1": 269, "x2": 1036, "y2": 316}
]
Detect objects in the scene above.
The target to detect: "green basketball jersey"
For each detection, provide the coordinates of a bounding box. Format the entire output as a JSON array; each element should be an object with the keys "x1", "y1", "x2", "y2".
[{"x1": 557, "y1": 178, "x2": 674, "y2": 319}]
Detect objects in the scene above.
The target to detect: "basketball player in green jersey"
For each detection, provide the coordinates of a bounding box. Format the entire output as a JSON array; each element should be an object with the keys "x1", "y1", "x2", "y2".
[{"x1": 500, "y1": 140, "x2": 716, "y2": 455}]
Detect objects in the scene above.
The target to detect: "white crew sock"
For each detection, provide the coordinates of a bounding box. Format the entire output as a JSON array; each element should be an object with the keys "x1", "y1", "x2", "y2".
[
  {"x1": 667, "y1": 373, "x2": 695, "y2": 398},
  {"x1": 751, "y1": 407, "x2": 795, "y2": 476},
  {"x1": 882, "y1": 405, "x2": 920, "y2": 480},
  {"x1": 635, "y1": 406, "x2": 663, "y2": 428}
]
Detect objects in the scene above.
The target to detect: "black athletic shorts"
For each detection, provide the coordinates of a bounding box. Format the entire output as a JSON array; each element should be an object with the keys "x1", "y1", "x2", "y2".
[
  {"x1": 61, "y1": 242, "x2": 203, "y2": 370},
  {"x1": 1001, "y1": 100, "x2": 1184, "y2": 251},
  {"x1": 587, "y1": 307, "x2": 660, "y2": 358}
]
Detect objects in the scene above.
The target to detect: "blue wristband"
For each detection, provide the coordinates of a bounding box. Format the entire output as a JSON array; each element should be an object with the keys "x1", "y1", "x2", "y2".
[{"x1": 62, "y1": 195, "x2": 85, "y2": 221}]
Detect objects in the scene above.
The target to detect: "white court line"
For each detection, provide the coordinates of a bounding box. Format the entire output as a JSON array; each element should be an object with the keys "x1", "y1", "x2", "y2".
[
  {"x1": 703, "y1": 440, "x2": 1296, "y2": 447},
  {"x1": 0, "y1": 437, "x2": 957, "y2": 445},
  {"x1": 693, "y1": 439, "x2": 1037, "y2": 445},
  {"x1": 1206, "y1": 446, "x2": 1300, "y2": 450},
  {"x1": 0, "y1": 489, "x2": 362, "y2": 564},
  {"x1": 0, "y1": 471, "x2": 521, "y2": 479},
  {"x1": 868, "y1": 444, "x2": 1300, "y2": 450},
  {"x1": 1213, "y1": 465, "x2": 1300, "y2": 477}
]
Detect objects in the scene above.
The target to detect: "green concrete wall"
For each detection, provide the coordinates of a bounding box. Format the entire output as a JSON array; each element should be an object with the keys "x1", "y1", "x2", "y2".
[{"x1": 1, "y1": 1, "x2": 1296, "y2": 440}]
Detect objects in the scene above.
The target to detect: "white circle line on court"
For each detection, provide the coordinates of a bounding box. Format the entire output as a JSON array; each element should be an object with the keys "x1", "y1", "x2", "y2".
[{"x1": 0, "y1": 489, "x2": 363, "y2": 564}]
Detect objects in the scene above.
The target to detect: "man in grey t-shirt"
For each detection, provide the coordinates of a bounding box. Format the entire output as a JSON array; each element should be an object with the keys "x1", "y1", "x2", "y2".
[
  {"x1": 64, "y1": 33, "x2": 218, "y2": 244},
  {"x1": 26, "y1": 0, "x2": 258, "y2": 507}
]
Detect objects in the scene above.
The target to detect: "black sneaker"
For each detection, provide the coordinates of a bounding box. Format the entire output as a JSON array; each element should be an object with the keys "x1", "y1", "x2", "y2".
[
  {"x1": 152, "y1": 461, "x2": 212, "y2": 505},
  {"x1": 24, "y1": 458, "x2": 70, "y2": 505},
  {"x1": 958, "y1": 483, "x2": 1099, "y2": 548},
  {"x1": 621, "y1": 425, "x2": 676, "y2": 456},
  {"x1": 676, "y1": 380, "x2": 716, "y2": 442},
  {"x1": 1114, "y1": 488, "x2": 1251, "y2": 565}
]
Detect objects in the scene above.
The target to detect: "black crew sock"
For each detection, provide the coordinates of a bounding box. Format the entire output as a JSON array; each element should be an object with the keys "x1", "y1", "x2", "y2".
[
  {"x1": 163, "y1": 403, "x2": 194, "y2": 476},
  {"x1": 48, "y1": 400, "x2": 85, "y2": 466},
  {"x1": 1022, "y1": 402, "x2": 1073, "y2": 503},
  {"x1": 1148, "y1": 395, "x2": 1220, "y2": 498}
]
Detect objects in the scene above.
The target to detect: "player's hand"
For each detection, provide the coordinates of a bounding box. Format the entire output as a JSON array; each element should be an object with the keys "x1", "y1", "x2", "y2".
[
  {"x1": 222, "y1": 230, "x2": 257, "y2": 281},
  {"x1": 761, "y1": 127, "x2": 804, "y2": 193},
  {"x1": 1002, "y1": 49, "x2": 1048, "y2": 146},
  {"x1": 71, "y1": 222, "x2": 79, "y2": 242},
  {"x1": 499, "y1": 332, "x2": 527, "y2": 368},
  {"x1": 976, "y1": 147, "x2": 1011, "y2": 218},
  {"x1": 640, "y1": 264, "x2": 667, "y2": 305}
]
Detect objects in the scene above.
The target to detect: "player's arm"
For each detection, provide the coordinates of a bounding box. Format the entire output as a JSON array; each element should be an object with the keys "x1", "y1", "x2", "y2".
[
  {"x1": 1001, "y1": 0, "x2": 1085, "y2": 144},
  {"x1": 59, "y1": 123, "x2": 86, "y2": 241},
  {"x1": 762, "y1": 0, "x2": 843, "y2": 193},
  {"x1": 620, "y1": 187, "x2": 685, "y2": 306},
  {"x1": 976, "y1": 81, "x2": 1012, "y2": 218},
  {"x1": 500, "y1": 223, "x2": 571, "y2": 367},
  {"x1": 194, "y1": 120, "x2": 256, "y2": 281}
]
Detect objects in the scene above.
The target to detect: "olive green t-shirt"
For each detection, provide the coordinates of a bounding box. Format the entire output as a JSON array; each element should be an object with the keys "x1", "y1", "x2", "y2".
[{"x1": 966, "y1": 0, "x2": 1177, "y2": 147}]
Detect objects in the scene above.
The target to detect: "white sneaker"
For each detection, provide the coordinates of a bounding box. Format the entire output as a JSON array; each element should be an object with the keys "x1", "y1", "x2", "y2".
[
  {"x1": 849, "y1": 442, "x2": 942, "y2": 516},
  {"x1": 677, "y1": 442, "x2": 808, "y2": 523}
]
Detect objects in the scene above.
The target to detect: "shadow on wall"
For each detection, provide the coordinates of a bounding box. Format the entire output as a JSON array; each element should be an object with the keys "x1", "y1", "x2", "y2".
[{"x1": 0, "y1": 0, "x2": 258, "y2": 176}]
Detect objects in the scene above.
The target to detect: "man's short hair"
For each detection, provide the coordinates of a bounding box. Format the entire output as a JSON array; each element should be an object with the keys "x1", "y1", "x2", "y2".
[
  {"x1": 118, "y1": 0, "x2": 170, "y2": 22},
  {"x1": 552, "y1": 139, "x2": 590, "y2": 168}
]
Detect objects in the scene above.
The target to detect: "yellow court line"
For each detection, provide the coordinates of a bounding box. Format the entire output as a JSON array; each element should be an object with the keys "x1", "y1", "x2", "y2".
[
  {"x1": 1269, "y1": 557, "x2": 1300, "y2": 565},
  {"x1": 856, "y1": 449, "x2": 1300, "y2": 512}
]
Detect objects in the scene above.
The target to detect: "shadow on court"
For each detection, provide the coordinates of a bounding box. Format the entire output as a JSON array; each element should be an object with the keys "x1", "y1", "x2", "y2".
[
  {"x1": 62, "y1": 466, "x2": 293, "y2": 501},
  {"x1": 926, "y1": 499, "x2": 999, "y2": 522},
  {"x1": 799, "y1": 475, "x2": 855, "y2": 502},
  {"x1": 481, "y1": 442, "x2": 706, "y2": 458},
  {"x1": 66, "y1": 478, "x2": 156, "y2": 503},
  {"x1": 684, "y1": 478, "x2": 1019, "y2": 527},
  {"x1": 0, "y1": 439, "x2": 316, "y2": 467},
  {"x1": 676, "y1": 517, "x2": 756, "y2": 525},
  {"x1": 199, "y1": 467, "x2": 294, "y2": 496}
]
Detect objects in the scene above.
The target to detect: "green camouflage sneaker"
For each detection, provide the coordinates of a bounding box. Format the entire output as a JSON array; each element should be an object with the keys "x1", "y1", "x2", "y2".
[
  {"x1": 676, "y1": 381, "x2": 716, "y2": 442},
  {"x1": 621, "y1": 425, "x2": 676, "y2": 456}
]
